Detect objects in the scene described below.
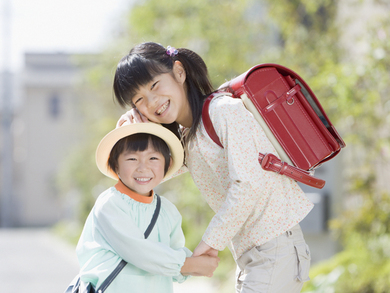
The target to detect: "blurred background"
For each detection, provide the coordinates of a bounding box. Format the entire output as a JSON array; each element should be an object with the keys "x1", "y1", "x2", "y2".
[{"x1": 1, "y1": 0, "x2": 390, "y2": 292}]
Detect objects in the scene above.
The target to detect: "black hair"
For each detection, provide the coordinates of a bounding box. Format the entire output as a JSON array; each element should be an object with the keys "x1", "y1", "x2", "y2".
[
  {"x1": 113, "y1": 42, "x2": 214, "y2": 142},
  {"x1": 108, "y1": 133, "x2": 171, "y2": 175}
]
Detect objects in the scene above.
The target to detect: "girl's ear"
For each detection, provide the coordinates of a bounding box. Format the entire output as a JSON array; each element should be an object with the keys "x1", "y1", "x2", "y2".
[{"x1": 173, "y1": 61, "x2": 186, "y2": 84}]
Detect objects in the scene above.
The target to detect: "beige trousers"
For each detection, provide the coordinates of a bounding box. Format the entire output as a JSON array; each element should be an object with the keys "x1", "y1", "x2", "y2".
[{"x1": 235, "y1": 224, "x2": 311, "y2": 293}]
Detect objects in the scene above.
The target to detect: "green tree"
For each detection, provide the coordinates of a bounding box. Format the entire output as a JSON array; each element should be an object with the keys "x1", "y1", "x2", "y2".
[{"x1": 302, "y1": 10, "x2": 390, "y2": 291}]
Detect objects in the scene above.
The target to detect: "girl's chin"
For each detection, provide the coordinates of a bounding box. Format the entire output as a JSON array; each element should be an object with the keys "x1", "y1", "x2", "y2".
[{"x1": 153, "y1": 116, "x2": 175, "y2": 125}]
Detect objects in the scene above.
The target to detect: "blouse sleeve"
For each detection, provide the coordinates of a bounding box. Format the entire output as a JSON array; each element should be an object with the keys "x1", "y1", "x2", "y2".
[
  {"x1": 201, "y1": 97, "x2": 277, "y2": 250},
  {"x1": 94, "y1": 195, "x2": 188, "y2": 277}
]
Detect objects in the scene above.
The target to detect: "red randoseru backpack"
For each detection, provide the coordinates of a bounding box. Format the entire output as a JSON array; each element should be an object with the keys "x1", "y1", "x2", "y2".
[{"x1": 202, "y1": 64, "x2": 346, "y2": 189}]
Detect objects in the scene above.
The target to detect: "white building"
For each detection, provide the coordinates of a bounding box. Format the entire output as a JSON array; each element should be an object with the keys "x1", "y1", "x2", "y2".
[{"x1": 1, "y1": 53, "x2": 87, "y2": 226}]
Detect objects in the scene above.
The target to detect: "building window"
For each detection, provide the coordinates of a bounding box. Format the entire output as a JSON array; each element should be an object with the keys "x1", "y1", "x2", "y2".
[{"x1": 49, "y1": 94, "x2": 60, "y2": 118}]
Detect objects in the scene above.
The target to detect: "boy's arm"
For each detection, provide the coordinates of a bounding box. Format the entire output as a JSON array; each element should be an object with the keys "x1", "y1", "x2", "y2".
[{"x1": 94, "y1": 196, "x2": 188, "y2": 277}]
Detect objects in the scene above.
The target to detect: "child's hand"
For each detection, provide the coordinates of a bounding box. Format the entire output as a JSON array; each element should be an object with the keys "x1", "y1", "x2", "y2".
[
  {"x1": 193, "y1": 255, "x2": 220, "y2": 277},
  {"x1": 181, "y1": 255, "x2": 220, "y2": 277},
  {"x1": 193, "y1": 240, "x2": 218, "y2": 257},
  {"x1": 116, "y1": 109, "x2": 149, "y2": 128}
]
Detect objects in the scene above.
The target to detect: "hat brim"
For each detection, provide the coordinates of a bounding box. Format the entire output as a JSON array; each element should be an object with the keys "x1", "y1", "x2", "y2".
[{"x1": 96, "y1": 123, "x2": 184, "y2": 180}]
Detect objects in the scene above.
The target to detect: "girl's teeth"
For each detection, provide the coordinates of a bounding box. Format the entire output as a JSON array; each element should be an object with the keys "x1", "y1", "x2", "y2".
[{"x1": 157, "y1": 101, "x2": 169, "y2": 115}]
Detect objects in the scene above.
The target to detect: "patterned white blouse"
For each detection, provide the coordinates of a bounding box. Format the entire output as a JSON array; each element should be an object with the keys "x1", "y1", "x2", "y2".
[{"x1": 182, "y1": 94, "x2": 314, "y2": 259}]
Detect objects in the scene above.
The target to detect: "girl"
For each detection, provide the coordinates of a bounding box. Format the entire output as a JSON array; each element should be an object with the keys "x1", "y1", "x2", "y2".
[{"x1": 113, "y1": 42, "x2": 314, "y2": 293}]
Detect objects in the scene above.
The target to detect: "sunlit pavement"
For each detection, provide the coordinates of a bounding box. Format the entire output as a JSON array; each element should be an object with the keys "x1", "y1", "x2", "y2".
[
  {"x1": 0, "y1": 229, "x2": 78, "y2": 293},
  {"x1": 0, "y1": 229, "x2": 217, "y2": 293}
]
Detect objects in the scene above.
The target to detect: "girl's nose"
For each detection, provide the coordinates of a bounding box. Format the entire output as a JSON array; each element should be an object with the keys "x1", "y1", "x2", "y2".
[{"x1": 145, "y1": 93, "x2": 158, "y2": 109}]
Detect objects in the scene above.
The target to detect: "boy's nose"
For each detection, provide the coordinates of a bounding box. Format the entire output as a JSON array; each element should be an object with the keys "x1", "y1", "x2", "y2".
[{"x1": 136, "y1": 162, "x2": 148, "y2": 171}]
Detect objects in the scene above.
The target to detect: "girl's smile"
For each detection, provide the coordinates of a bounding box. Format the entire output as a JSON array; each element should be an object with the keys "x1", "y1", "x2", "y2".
[
  {"x1": 132, "y1": 62, "x2": 192, "y2": 127},
  {"x1": 156, "y1": 100, "x2": 170, "y2": 116}
]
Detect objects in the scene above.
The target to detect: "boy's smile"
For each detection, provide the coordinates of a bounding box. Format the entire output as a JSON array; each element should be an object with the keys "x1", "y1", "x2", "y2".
[{"x1": 116, "y1": 146, "x2": 167, "y2": 197}]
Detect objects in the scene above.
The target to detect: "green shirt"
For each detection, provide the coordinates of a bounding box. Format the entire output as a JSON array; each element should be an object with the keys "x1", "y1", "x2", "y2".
[{"x1": 76, "y1": 183, "x2": 191, "y2": 293}]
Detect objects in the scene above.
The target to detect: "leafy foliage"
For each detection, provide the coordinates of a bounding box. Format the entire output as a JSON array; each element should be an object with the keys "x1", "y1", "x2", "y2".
[{"x1": 301, "y1": 2, "x2": 390, "y2": 292}]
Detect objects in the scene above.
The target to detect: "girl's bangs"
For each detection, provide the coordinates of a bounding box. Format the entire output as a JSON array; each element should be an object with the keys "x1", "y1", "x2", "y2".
[{"x1": 124, "y1": 56, "x2": 170, "y2": 100}]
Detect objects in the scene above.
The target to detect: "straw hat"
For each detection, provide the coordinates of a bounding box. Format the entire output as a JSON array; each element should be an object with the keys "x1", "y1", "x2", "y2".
[{"x1": 96, "y1": 123, "x2": 184, "y2": 180}]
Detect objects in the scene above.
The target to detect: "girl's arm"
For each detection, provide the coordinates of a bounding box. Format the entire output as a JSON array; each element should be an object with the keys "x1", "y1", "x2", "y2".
[
  {"x1": 192, "y1": 240, "x2": 218, "y2": 257},
  {"x1": 200, "y1": 98, "x2": 277, "y2": 251}
]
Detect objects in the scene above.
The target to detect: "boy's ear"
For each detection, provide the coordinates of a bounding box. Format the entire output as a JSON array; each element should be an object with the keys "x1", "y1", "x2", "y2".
[
  {"x1": 173, "y1": 61, "x2": 186, "y2": 84},
  {"x1": 166, "y1": 157, "x2": 173, "y2": 174},
  {"x1": 169, "y1": 157, "x2": 173, "y2": 169}
]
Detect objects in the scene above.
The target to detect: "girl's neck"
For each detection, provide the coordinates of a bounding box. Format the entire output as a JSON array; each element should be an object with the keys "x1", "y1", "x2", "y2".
[
  {"x1": 176, "y1": 98, "x2": 193, "y2": 128},
  {"x1": 178, "y1": 116, "x2": 192, "y2": 128}
]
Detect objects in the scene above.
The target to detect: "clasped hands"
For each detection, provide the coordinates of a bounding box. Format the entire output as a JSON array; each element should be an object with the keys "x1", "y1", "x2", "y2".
[{"x1": 181, "y1": 240, "x2": 220, "y2": 278}]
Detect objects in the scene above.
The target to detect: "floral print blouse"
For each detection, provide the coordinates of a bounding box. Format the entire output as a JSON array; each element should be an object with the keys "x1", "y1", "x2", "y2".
[{"x1": 183, "y1": 94, "x2": 313, "y2": 259}]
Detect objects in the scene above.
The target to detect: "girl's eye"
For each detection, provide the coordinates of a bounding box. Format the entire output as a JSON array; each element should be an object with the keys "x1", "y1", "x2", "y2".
[
  {"x1": 150, "y1": 157, "x2": 159, "y2": 160},
  {"x1": 133, "y1": 97, "x2": 142, "y2": 105},
  {"x1": 127, "y1": 157, "x2": 137, "y2": 161},
  {"x1": 151, "y1": 81, "x2": 158, "y2": 90}
]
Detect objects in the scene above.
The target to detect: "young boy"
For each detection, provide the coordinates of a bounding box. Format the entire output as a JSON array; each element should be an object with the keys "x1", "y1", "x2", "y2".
[{"x1": 76, "y1": 122, "x2": 219, "y2": 293}]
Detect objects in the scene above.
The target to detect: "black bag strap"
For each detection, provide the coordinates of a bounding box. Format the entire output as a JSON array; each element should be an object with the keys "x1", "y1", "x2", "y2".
[
  {"x1": 144, "y1": 194, "x2": 162, "y2": 238},
  {"x1": 95, "y1": 194, "x2": 161, "y2": 293},
  {"x1": 95, "y1": 260, "x2": 127, "y2": 293}
]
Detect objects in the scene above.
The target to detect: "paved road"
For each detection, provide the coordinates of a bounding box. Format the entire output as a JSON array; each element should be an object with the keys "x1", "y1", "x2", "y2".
[
  {"x1": 0, "y1": 229, "x2": 220, "y2": 293},
  {"x1": 0, "y1": 229, "x2": 79, "y2": 293}
]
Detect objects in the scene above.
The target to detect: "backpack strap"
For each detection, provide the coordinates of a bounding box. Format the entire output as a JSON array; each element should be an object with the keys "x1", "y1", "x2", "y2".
[
  {"x1": 202, "y1": 93, "x2": 325, "y2": 189},
  {"x1": 202, "y1": 92, "x2": 225, "y2": 148},
  {"x1": 95, "y1": 195, "x2": 161, "y2": 293},
  {"x1": 259, "y1": 153, "x2": 325, "y2": 189}
]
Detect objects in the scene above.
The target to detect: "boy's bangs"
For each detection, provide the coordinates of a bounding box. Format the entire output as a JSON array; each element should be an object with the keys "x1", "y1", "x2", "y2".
[
  {"x1": 124, "y1": 134, "x2": 149, "y2": 153},
  {"x1": 122, "y1": 133, "x2": 171, "y2": 174}
]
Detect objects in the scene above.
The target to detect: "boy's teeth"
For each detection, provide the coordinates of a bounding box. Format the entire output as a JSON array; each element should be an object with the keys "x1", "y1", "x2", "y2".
[
  {"x1": 136, "y1": 178, "x2": 151, "y2": 182},
  {"x1": 157, "y1": 101, "x2": 169, "y2": 115}
]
